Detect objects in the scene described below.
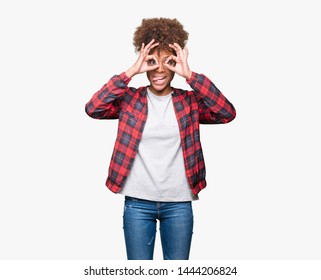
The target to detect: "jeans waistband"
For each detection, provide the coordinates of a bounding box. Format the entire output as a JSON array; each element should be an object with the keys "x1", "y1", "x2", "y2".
[
  {"x1": 125, "y1": 196, "x2": 156, "y2": 202},
  {"x1": 124, "y1": 196, "x2": 191, "y2": 204}
]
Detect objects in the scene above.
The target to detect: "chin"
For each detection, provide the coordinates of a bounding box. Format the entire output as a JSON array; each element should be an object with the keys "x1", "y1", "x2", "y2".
[
  {"x1": 153, "y1": 84, "x2": 167, "y2": 91},
  {"x1": 151, "y1": 84, "x2": 170, "y2": 94}
]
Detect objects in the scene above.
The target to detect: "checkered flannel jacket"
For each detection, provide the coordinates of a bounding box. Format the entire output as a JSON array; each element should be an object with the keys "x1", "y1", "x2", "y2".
[{"x1": 85, "y1": 71, "x2": 236, "y2": 195}]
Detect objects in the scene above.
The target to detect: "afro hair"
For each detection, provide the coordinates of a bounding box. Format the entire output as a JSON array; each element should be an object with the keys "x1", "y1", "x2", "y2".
[{"x1": 133, "y1": 18, "x2": 189, "y2": 54}]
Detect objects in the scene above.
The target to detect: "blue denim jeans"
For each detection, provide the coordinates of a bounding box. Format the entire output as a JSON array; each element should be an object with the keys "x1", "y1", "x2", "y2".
[{"x1": 123, "y1": 196, "x2": 194, "y2": 260}]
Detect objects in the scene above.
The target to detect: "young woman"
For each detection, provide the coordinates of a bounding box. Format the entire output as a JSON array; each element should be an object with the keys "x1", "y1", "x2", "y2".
[{"x1": 85, "y1": 18, "x2": 236, "y2": 260}]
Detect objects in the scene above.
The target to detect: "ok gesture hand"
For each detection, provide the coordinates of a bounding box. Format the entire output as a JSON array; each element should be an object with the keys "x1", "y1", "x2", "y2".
[
  {"x1": 164, "y1": 43, "x2": 192, "y2": 80},
  {"x1": 126, "y1": 39, "x2": 159, "y2": 78}
]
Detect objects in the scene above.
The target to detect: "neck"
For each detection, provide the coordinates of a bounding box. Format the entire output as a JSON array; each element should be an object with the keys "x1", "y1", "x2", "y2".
[{"x1": 148, "y1": 85, "x2": 172, "y2": 96}]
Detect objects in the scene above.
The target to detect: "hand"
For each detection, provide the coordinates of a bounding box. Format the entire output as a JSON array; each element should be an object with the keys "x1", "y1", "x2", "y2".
[
  {"x1": 125, "y1": 39, "x2": 159, "y2": 78},
  {"x1": 164, "y1": 43, "x2": 192, "y2": 79}
]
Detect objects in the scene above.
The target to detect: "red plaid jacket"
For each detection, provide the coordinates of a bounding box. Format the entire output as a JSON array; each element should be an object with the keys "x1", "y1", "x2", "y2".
[{"x1": 85, "y1": 72, "x2": 236, "y2": 195}]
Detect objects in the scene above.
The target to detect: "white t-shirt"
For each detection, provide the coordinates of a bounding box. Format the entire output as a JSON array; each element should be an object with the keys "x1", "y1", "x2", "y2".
[{"x1": 120, "y1": 88, "x2": 198, "y2": 202}]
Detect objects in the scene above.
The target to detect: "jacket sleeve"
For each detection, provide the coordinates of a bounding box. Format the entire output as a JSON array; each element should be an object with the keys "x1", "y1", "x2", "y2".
[
  {"x1": 187, "y1": 72, "x2": 236, "y2": 124},
  {"x1": 85, "y1": 72, "x2": 131, "y2": 119}
]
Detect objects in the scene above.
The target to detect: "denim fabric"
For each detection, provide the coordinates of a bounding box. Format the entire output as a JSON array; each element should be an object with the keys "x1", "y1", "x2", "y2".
[{"x1": 123, "y1": 196, "x2": 194, "y2": 260}]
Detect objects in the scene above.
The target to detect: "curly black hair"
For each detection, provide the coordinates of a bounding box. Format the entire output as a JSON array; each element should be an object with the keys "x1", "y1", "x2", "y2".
[{"x1": 133, "y1": 18, "x2": 189, "y2": 54}]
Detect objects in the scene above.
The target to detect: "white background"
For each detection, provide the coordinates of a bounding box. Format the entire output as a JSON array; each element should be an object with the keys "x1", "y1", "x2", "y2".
[{"x1": 0, "y1": 0, "x2": 320, "y2": 260}]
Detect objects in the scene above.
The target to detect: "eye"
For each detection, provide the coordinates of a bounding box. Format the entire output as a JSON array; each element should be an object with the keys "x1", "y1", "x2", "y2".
[
  {"x1": 147, "y1": 59, "x2": 157, "y2": 66},
  {"x1": 167, "y1": 59, "x2": 176, "y2": 66}
]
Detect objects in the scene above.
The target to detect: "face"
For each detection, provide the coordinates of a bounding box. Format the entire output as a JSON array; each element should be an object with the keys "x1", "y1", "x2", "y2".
[{"x1": 146, "y1": 49, "x2": 176, "y2": 96}]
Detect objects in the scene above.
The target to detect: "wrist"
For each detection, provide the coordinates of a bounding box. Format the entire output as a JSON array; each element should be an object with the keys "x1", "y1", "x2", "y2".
[
  {"x1": 125, "y1": 67, "x2": 136, "y2": 78},
  {"x1": 184, "y1": 70, "x2": 192, "y2": 80}
]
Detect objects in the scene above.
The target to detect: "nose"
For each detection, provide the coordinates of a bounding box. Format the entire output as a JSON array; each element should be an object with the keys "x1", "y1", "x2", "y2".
[{"x1": 156, "y1": 61, "x2": 165, "y2": 72}]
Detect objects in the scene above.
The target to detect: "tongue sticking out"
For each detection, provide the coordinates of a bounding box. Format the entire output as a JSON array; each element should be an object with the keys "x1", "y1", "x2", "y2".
[{"x1": 153, "y1": 76, "x2": 166, "y2": 82}]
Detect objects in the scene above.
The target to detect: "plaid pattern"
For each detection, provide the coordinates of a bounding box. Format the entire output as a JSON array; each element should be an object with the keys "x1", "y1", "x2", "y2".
[{"x1": 85, "y1": 72, "x2": 236, "y2": 195}]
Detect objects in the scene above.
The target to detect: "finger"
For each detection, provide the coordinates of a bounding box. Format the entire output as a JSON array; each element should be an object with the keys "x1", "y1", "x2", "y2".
[
  {"x1": 145, "y1": 39, "x2": 159, "y2": 51},
  {"x1": 146, "y1": 64, "x2": 159, "y2": 71},
  {"x1": 165, "y1": 54, "x2": 178, "y2": 64},
  {"x1": 147, "y1": 54, "x2": 159, "y2": 61},
  {"x1": 184, "y1": 46, "x2": 189, "y2": 56},
  {"x1": 183, "y1": 46, "x2": 189, "y2": 60},
  {"x1": 168, "y1": 43, "x2": 177, "y2": 50},
  {"x1": 145, "y1": 55, "x2": 159, "y2": 66},
  {"x1": 140, "y1": 42, "x2": 145, "y2": 52},
  {"x1": 145, "y1": 39, "x2": 155, "y2": 48},
  {"x1": 163, "y1": 63, "x2": 175, "y2": 72},
  {"x1": 145, "y1": 42, "x2": 159, "y2": 54},
  {"x1": 173, "y1": 43, "x2": 183, "y2": 53},
  {"x1": 169, "y1": 43, "x2": 183, "y2": 56},
  {"x1": 164, "y1": 55, "x2": 177, "y2": 69},
  {"x1": 141, "y1": 40, "x2": 153, "y2": 53},
  {"x1": 149, "y1": 42, "x2": 160, "y2": 50}
]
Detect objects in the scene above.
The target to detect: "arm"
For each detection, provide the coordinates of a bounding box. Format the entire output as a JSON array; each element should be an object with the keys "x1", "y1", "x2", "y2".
[
  {"x1": 85, "y1": 39, "x2": 160, "y2": 119},
  {"x1": 165, "y1": 43, "x2": 236, "y2": 124},
  {"x1": 187, "y1": 72, "x2": 236, "y2": 124},
  {"x1": 85, "y1": 72, "x2": 131, "y2": 119}
]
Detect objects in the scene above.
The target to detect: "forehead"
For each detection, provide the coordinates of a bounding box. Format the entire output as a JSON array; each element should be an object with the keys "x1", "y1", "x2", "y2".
[{"x1": 150, "y1": 49, "x2": 173, "y2": 58}]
